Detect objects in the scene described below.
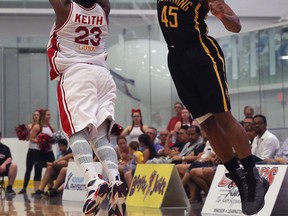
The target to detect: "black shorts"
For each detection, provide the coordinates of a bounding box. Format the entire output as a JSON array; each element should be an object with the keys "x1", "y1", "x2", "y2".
[
  {"x1": 0, "y1": 163, "x2": 11, "y2": 176},
  {"x1": 167, "y1": 37, "x2": 231, "y2": 118}
]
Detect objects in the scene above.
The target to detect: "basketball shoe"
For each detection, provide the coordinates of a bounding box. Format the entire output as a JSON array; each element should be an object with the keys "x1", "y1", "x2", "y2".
[
  {"x1": 108, "y1": 180, "x2": 127, "y2": 216},
  {"x1": 83, "y1": 178, "x2": 110, "y2": 215},
  {"x1": 226, "y1": 167, "x2": 270, "y2": 215}
]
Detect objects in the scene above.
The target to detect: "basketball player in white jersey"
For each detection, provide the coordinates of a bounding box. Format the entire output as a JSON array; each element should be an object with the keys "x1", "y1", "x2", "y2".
[{"x1": 47, "y1": 0, "x2": 126, "y2": 215}]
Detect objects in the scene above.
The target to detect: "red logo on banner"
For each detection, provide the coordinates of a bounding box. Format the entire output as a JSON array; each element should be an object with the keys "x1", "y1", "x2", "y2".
[{"x1": 218, "y1": 166, "x2": 278, "y2": 187}]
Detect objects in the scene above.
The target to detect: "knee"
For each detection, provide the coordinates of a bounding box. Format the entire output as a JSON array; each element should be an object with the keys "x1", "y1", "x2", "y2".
[{"x1": 10, "y1": 163, "x2": 17, "y2": 173}]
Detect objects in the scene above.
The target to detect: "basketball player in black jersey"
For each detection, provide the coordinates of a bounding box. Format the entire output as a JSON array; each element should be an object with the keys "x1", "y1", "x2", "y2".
[{"x1": 157, "y1": 0, "x2": 269, "y2": 215}]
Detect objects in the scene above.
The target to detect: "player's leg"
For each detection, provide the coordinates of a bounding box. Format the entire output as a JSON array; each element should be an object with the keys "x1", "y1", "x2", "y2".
[
  {"x1": 70, "y1": 129, "x2": 110, "y2": 215},
  {"x1": 91, "y1": 120, "x2": 127, "y2": 216}
]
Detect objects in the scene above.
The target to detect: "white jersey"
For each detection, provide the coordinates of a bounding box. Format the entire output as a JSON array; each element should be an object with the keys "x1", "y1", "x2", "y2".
[{"x1": 47, "y1": 2, "x2": 109, "y2": 80}]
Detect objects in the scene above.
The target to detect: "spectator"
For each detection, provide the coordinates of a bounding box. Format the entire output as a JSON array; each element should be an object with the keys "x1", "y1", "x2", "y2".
[
  {"x1": 263, "y1": 136, "x2": 288, "y2": 164},
  {"x1": 145, "y1": 127, "x2": 164, "y2": 156},
  {"x1": 33, "y1": 138, "x2": 73, "y2": 196},
  {"x1": 124, "y1": 134, "x2": 157, "y2": 188},
  {"x1": 244, "y1": 124, "x2": 257, "y2": 145},
  {"x1": 190, "y1": 156, "x2": 222, "y2": 201},
  {"x1": 163, "y1": 126, "x2": 190, "y2": 157},
  {"x1": 18, "y1": 110, "x2": 40, "y2": 194},
  {"x1": 121, "y1": 141, "x2": 144, "y2": 188},
  {"x1": 44, "y1": 166, "x2": 68, "y2": 197},
  {"x1": 173, "y1": 108, "x2": 193, "y2": 133},
  {"x1": 147, "y1": 126, "x2": 201, "y2": 164},
  {"x1": 240, "y1": 105, "x2": 254, "y2": 125},
  {"x1": 0, "y1": 131, "x2": 17, "y2": 195},
  {"x1": 242, "y1": 116, "x2": 253, "y2": 128},
  {"x1": 157, "y1": 129, "x2": 170, "y2": 156},
  {"x1": 121, "y1": 108, "x2": 148, "y2": 142},
  {"x1": 181, "y1": 142, "x2": 217, "y2": 203},
  {"x1": 118, "y1": 144, "x2": 132, "y2": 181},
  {"x1": 171, "y1": 126, "x2": 205, "y2": 165},
  {"x1": 166, "y1": 102, "x2": 184, "y2": 131},
  {"x1": 29, "y1": 109, "x2": 56, "y2": 195},
  {"x1": 243, "y1": 105, "x2": 254, "y2": 118},
  {"x1": 251, "y1": 114, "x2": 280, "y2": 160},
  {"x1": 115, "y1": 135, "x2": 129, "y2": 160},
  {"x1": 128, "y1": 141, "x2": 144, "y2": 164}
]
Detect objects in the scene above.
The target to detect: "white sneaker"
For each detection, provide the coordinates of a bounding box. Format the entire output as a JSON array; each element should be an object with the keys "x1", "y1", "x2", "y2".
[
  {"x1": 83, "y1": 178, "x2": 110, "y2": 215},
  {"x1": 108, "y1": 181, "x2": 127, "y2": 216}
]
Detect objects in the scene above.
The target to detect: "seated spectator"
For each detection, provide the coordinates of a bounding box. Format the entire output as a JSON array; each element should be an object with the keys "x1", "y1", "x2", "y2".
[
  {"x1": 145, "y1": 126, "x2": 164, "y2": 156},
  {"x1": 263, "y1": 136, "x2": 288, "y2": 164},
  {"x1": 251, "y1": 114, "x2": 280, "y2": 160},
  {"x1": 190, "y1": 156, "x2": 222, "y2": 200},
  {"x1": 121, "y1": 141, "x2": 144, "y2": 186},
  {"x1": 146, "y1": 126, "x2": 190, "y2": 163},
  {"x1": 147, "y1": 126, "x2": 204, "y2": 165},
  {"x1": 163, "y1": 125, "x2": 190, "y2": 157},
  {"x1": 244, "y1": 124, "x2": 257, "y2": 145},
  {"x1": 118, "y1": 144, "x2": 132, "y2": 180},
  {"x1": 180, "y1": 141, "x2": 217, "y2": 203},
  {"x1": 115, "y1": 135, "x2": 129, "y2": 160},
  {"x1": 0, "y1": 131, "x2": 17, "y2": 195},
  {"x1": 242, "y1": 116, "x2": 253, "y2": 128},
  {"x1": 157, "y1": 129, "x2": 170, "y2": 157},
  {"x1": 33, "y1": 138, "x2": 73, "y2": 196},
  {"x1": 124, "y1": 134, "x2": 157, "y2": 189},
  {"x1": 129, "y1": 141, "x2": 144, "y2": 164},
  {"x1": 44, "y1": 166, "x2": 67, "y2": 197}
]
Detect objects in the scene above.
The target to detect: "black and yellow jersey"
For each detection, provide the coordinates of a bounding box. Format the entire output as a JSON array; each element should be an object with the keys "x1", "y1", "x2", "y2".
[{"x1": 157, "y1": 0, "x2": 209, "y2": 49}]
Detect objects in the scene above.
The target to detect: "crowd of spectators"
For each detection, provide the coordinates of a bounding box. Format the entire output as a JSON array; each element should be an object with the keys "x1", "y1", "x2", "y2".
[{"x1": 1, "y1": 103, "x2": 288, "y2": 204}]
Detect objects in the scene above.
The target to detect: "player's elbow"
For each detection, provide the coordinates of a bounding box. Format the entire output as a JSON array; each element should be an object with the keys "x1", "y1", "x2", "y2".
[{"x1": 233, "y1": 24, "x2": 242, "y2": 33}]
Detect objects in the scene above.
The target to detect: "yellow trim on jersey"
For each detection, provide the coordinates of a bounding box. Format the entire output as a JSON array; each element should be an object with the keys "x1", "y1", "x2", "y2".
[{"x1": 194, "y1": 4, "x2": 228, "y2": 111}]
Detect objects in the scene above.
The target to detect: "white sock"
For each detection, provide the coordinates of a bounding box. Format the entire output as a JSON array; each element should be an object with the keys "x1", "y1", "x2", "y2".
[
  {"x1": 70, "y1": 130, "x2": 99, "y2": 184},
  {"x1": 91, "y1": 121, "x2": 120, "y2": 183}
]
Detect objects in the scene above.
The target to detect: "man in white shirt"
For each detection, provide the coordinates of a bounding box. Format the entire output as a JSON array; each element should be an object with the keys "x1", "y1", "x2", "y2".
[{"x1": 251, "y1": 114, "x2": 280, "y2": 160}]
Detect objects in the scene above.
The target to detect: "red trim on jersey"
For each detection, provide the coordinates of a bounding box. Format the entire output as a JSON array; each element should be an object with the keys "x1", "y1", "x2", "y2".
[
  {"x1": 47, "y1": 32, "x2": 61, "y2": 80},
  {"x1": 57, "y1": 77, "x2": 75, "y2": 137},
  {"x1": 47, "y1": 5, "x2": 73, "y2": 80}
]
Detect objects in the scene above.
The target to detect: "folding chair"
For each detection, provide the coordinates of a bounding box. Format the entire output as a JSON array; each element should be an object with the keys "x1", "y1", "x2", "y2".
[{"x1": 0, "y1": 176, "x2": 5, "y2": 195}]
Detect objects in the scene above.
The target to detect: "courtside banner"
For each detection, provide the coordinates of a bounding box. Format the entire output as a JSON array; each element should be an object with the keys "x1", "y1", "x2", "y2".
[
  {"x1": 62, "y1": 161, "x2": 103, "y2": 202},
  {"x1": 126, "y1": 164, "x2": 189, "y2": 208},
  {"x1": 202, "y1": 164, "x2": 288, "y2": 216}
]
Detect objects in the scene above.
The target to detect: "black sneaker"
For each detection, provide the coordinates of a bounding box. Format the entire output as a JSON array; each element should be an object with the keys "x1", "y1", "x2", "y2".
[
  {"x1": 6, "y1": 186, "x2": 16, "y2": 196},
  {"x1": 31, "y1": 189, "x2": 44, "y2": 197},
  {"x1": 47, "y1": 188, "x2": 59, "y2": 197},
  {"x1": 244, "y1": 167, "x2": 270, "y2": 215},
  {"x1": 226, "y1": 167, "x2": 269, "y2": 215},
  {"x1": 18, "y1": 188, "x2": 27, "y2": 194}
]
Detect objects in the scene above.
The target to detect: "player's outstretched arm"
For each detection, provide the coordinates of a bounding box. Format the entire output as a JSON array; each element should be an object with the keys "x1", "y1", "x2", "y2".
[
  {"x1": 97, "y1": 0, "x2": 111, "y2": 22},
  {"x1": 208, "y1": 0, "x2": 241, "y2": 33},
  {"x1": 49, "y1": 0, "x2": 71, "y2": 28}
]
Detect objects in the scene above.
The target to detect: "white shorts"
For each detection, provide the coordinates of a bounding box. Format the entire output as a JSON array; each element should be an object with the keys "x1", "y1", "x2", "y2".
[{"x1": 57, "y1": 63, "x2": 117, "y2": 141}]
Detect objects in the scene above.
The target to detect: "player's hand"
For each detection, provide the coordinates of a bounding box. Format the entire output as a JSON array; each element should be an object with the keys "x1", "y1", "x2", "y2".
[{"x1": 208, "y1": 0, "x2": 225, "y2": 17}]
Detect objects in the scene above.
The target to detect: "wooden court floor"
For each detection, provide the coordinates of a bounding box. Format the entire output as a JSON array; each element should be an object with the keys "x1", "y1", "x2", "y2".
[{"x1": 0, "y1": 189, "x2": 203, "y2": 216}]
